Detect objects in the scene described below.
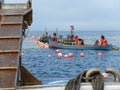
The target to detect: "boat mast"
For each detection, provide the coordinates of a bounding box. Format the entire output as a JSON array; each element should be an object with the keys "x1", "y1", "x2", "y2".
[
  {"x1": 70, "y1": 25, "x2": 74, "y2": 36},
  {"x1": 56, "y1": 27, "x2": 58, "y2": 38},
  {"x1": 70, "y1": 25, "x2": 74, "y2": 40},
  {"x1": 45, "y1": 27, "x2": 47, "y2": 32}
]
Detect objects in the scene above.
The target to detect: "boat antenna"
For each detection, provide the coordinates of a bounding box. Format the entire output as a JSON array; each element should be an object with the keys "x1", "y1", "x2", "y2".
[
  {"x1": 70, "y1": 25, "x2": 74, "y2": 37},
  {"x1": 56, "y1": 27, "x2": 58, "y2": 38},
  {"x1": 44, "y1": 27, "x2": 47, "y2": 33}
]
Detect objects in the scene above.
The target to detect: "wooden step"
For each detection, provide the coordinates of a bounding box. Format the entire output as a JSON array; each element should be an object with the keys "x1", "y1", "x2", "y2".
[
  {"x1": 0, "y1": 67, "x2": 17, "y2": 70},
  {"x1": 0, "y1": 36, "x2": 20, "y2": 39},
  {"x1": 1, "y1": 22, "x2": 22, "y2": 25},
  {"x1": 0, "y1": 25, "x2": 22, "y2": 36},
  {"x1": 2, "y1": 14, "x2": 23, "y2": 16},
  {"x1": 2, "y1": 15, "x2": 23, "y2": 22},
  {"x1": 0, "y1": 50, "x2": 19, "y2": 53},
  {"x1": 0, "y1": 38, "x2": 20, "y2": 50},
  {"x1": 0, "y1": 52, "x2": 19, "y2": 67},
  {"x1": 0, "y1": 69, "x2": 17, "y2": 88}
]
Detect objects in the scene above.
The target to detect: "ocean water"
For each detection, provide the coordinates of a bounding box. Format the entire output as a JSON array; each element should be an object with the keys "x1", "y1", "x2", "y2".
[{"x1": 22, "y1": 30, "x2": 120, "y2": 84}]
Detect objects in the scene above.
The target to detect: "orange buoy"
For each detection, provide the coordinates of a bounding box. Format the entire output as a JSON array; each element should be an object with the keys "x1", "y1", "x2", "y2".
[{"x1": 35, "y1": 40, "x2": 39, "y2": 44}]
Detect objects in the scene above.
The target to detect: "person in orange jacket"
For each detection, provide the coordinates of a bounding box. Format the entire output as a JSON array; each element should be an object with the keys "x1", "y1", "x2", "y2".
[
  {"x1": 75, "y1": 36, "x2": 79, "y2": 45},
  {"x1": 101, "y1": 35, "x2": 105, "y2": 46},
  {"x1": 103, "y1": 40, "x2": 108, "y2": 46},
  {"x1": 53, "y1": 33, "x2": 58, "y2": 43},
  {"x1": 100, "y1": 35, "x2": 108, "y2": 46}
]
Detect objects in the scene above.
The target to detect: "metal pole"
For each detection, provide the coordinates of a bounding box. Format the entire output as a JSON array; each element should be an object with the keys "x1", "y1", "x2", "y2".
[{"x1": 70, "y1": 25, "x2": 74, "y2": 37}]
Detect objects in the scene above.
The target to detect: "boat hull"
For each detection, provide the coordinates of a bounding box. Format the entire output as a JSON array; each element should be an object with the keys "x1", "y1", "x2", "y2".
[{"x1": 49, "y1": 41, "x2": 111, "y2": 50}]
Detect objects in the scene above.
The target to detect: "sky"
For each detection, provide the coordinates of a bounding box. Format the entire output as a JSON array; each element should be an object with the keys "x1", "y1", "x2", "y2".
[{"x1": 5, "y1": 0, "x2": 120, "y2": 31}]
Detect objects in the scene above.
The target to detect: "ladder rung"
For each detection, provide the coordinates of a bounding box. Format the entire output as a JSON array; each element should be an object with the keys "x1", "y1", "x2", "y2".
[
  {"x1": 0, "y1": 36, "x2": 20, "y2": 39},
  {"x1": 0, "y1": 88, "x2": 15, "y2": 90},
  {"x1": 1, "y1": 22, "x2": 22, "y2": 25},
  {"x1": 0, "y1": 67, "x2": 17, "y2": 70},
  {"x1": 0, "y1": 50, "x2": 19, "y2": 53},
  {"x1": 3, "y1": 13, "x2": 23, "y2": 16}
]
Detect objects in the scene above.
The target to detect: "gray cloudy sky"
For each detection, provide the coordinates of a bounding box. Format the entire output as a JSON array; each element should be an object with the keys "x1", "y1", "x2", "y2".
[{"x1": 5, "y1": 0, "x2": 120, "y2": 31}]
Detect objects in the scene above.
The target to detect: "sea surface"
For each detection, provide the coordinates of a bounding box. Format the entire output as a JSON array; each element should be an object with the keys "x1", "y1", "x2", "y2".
[{"x1": 22, "y1": 30, "x2": 120, "y2": 84}]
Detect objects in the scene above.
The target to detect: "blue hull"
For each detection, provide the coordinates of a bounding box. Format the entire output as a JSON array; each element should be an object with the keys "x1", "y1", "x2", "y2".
[{"x1": 49, "y1": 41, "x2": 111, "y2": 50}]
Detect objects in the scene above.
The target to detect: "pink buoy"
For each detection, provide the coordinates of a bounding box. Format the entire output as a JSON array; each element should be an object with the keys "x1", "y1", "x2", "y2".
[
  {"x1": 56, "y1": 49, "x2": 60, "y2": 53},
  {"x1": 32, "y1": 35, "x2": 36, "y2": 39},
  {"x1": 102, "y1": 73, "x2": 108, "y2": 78},
  {"x1": 21, "y1": 52, "x2": 24, "y2": 57},
  {"x1": 57, "y1": 53, "x2": 63, "y2": 58},
  {"x1": 98, "y1": 52, "x2": 102, "y2": 57},
  {"x1": 24, "y1": 38, "x2": 26, "y2": 41},
  {"x1": 68, "y1": 53, "x2": 73, "y2": 58},
  {"x1": 80, "y1": 53, "x2": 84, "y2": 57},
  {"x1": 48, "y1": 54, "x2": 52, "y2": 57},
  {"x1": 64, "y1": 54, "x2": 68, "y2": 58}
]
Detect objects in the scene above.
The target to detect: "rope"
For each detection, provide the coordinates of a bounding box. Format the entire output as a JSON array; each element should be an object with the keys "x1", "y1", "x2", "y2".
[
  {"x1": 65, "y1": 70, "x2": 104, "y2": 90},
  {"x1": 22, "y1": 46, "x2": 42, "y2": 50},
  {"x1": 91, "y1": 74, "x2": 104, "y2": 90},
  {"x1": 65, "y1": 70, "x2": 87, "y2": 90}
]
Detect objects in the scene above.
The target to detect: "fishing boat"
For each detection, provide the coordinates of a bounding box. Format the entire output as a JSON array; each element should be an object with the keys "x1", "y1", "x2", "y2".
[
  {"x1": 39, "y1": 34, "x2": 49, "y2": 43},
  {"x1": 49, "y1": 40, "x2": 112, "y2": 50}
]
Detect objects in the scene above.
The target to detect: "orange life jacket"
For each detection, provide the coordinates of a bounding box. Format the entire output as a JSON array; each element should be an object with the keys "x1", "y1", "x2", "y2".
[
  {"x1": 103, "y1": 40, "x2": 108, "y2": 46},
  {"x1": 75, "y1": 38, "x2": 79, "y2": 45},
  {"x1": 101, "y1": 38, "x2": 104, "y2": 46}
]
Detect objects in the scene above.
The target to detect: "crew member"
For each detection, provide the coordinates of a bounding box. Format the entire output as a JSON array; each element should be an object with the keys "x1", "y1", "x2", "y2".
[
  {"x1": 94, "y1": 40, "x2": 100, "y2": 46},
  {"x1": 46, "y1": 32, "x2": 48, "y2": 37},
  {"x1": 101, "y1": 35, "x2": 105, "y2": 46},
  {"x1": 75, "y1": 36, "x2": 79, "y2": 45},
  {"x1": 53, "y1": 33, "x2": 58, "y2": 43},
  {"x1": 100, "y1": 35, "x2": 108, "y2": 46},
  {"x1": 103, "y1": 40, "x2": 108, "y2": 46}
]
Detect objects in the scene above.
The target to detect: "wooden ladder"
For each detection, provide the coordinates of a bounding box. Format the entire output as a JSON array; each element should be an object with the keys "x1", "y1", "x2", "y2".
[{"x1": 0, "y1": 13, "x2": 23, "y2": 89}]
